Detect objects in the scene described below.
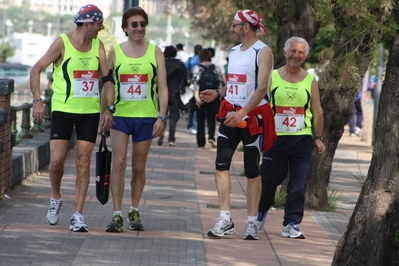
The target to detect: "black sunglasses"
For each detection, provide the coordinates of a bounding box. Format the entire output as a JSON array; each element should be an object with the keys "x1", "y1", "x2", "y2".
[
  {"x1": 231, "y1": 22, "x2": 246, "y2": 28},
  {"x1": 131, "y1": 21, "x2": 147, "y2": 28}
]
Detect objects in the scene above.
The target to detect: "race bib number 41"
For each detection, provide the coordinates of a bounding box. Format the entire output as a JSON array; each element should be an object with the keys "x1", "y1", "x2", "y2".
[
  {"x1": 226, "y1": 73, "x2": 247, "y2": 101},
  {"x1": 120, "y1": 74, "x2": 149, "y2": 101},
  {"x1": 73, "y1": 70, "x2": 99, "y2": 97},
  {"x1": 275, "y1": 106, "x2": 305, "y2": 132}
]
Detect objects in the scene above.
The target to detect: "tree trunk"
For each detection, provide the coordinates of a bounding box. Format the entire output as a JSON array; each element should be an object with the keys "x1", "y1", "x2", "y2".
[
  {"x1": 305, "y1": 0, "x2": 376, "y2": 209},
  {"x1": 332, "y1": 29, "x2": 399, "y2": 266}
]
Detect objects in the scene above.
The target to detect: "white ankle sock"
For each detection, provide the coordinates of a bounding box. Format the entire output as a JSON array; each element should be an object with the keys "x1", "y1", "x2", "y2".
[
  {"x1": 130, "y1": 206, "x2": 139, "y2": 212},
  {"x1": 220, "y1": 210, "x2": 230, "y2": 221},
  {"x1": 247, "y1": 216, "x2": 256, "y2": 222}
]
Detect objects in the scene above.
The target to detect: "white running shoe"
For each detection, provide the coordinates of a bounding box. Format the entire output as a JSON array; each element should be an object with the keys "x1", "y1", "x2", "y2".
[
  {"x1": 281, "y1": 222, "x2": 305, "y2": 239},
  {"x1": 207, "y1": 218, "x2": 235, "y2": 237},
  {"x1": 243, "y1": 220, "x2": 259, "y2": 240},
  {"x1": 46, "y1": 193, "x2": 63, "y2": 225},
  {"x1": 69, "y1": 212, "x2": 89, "y2": 232}
]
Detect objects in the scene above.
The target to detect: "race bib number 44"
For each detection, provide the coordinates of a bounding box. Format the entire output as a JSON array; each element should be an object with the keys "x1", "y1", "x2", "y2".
[
  {"x1": 226, "y1": 73, "x2": 247, "y2": 101},
  {"x1": 275, "y1": 106, "x2": 305, "y2": 132},
  {"x1": 120, "y1": 74, "x2": 149, "y2": 101},
  {"x1": 73, "y1": 70, "x2": 99, "y2": 97}
]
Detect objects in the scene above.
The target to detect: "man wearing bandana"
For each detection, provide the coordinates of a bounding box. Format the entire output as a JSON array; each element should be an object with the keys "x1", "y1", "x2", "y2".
[
  {"x1": 200, "y1": 9, "x2": 276, "y2": 240},
  {"x1": 30, "y1": 4, "x2": 115, "y2": 232}
]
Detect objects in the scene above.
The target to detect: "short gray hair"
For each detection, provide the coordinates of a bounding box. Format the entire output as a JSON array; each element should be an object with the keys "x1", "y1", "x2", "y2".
[{"x1": 283, "y1": 37, "x2": 310, "y2": 56}]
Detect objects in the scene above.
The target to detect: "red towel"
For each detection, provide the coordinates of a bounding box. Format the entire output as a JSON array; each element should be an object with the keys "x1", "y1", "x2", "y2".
[{"x1": 216, "y1": 100, "x2": 277, "y2": 151}]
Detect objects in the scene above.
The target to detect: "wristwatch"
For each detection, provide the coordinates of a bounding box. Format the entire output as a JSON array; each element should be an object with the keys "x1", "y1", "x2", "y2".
[
  {"x1": 315, "y1": 136, "x2": 324, "y2": 142},
  {"x1": 158, "y1": 115, "x2": 167, "y2": 122},
  {"x1": 107, "y1": 105, "x2": 116, "y2": 113}
]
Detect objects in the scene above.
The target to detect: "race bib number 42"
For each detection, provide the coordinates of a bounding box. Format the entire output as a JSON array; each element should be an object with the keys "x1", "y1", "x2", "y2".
[
  {"x1": 120, "y1": 74, "x2": 149, "y2": 101},
  {"x1": 226, "y1": 73, "x2": 247, "y2": 101},
  {"x1": 73, "y1": 70, "x2": 99, "y2": 97},
  {"x1": 275, "y1": 106, "x2": 305, "y2": 132}
]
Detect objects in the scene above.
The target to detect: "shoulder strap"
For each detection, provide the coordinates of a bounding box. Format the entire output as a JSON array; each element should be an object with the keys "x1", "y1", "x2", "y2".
[{"x1": 188, "y1": 57, "x2": 192, "y2": 71}]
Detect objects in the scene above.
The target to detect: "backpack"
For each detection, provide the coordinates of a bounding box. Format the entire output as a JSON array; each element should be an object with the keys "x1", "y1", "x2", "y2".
[{"x1": 198, "y1": 64, "x2": 218, "y2": 91}]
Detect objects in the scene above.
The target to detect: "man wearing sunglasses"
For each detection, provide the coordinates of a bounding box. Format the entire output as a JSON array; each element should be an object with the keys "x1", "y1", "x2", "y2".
[
  {"x1": 104, "y1": 7, "x2": 168, "y2": 233},
  {"x1": 200, "y1": 9, "x2": 276, "y2": 240},
  {"x1": 30, "y1": 4, "x2": 115, "y2": 232}
]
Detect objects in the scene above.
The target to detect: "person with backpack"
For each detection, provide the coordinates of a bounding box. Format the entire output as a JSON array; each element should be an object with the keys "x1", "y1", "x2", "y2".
[
  {"x1": 185, "y1": 44, "x2": 202, "y2": 134},
  {"x1": 193, "y1": 49, "x2": 223, "y2": 148}
]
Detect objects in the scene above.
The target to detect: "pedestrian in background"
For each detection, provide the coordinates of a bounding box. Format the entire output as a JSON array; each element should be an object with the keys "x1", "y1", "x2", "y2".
[
  {"x1": 349, "y1": 84, "x2": 363, "y2": 137},
  {"x1": 200, "y1": 9, "x2": 276, "y2": 240},
  {"x1": 158, "y1": 45, "x2": 188, "y2": 147},
  {"x1": 185, "y1": 44, "x2": 202, "y2": 135},
  {"x1": 207, "y1": 47, "x2": 226, "y2": 85},
  {"x1": 176, "y1": 43, "x2": 189, "y2": 63},
  {"x1": 104, "y1": 6, "x2": 168, "y2": 233},
  {"x1": 192, "y1": 49, "x2": 223, "y2": 149},
  {"x1": 256, "y1": 37, "x2": 326, "y2": 239},
  {"x1": 30, "y1": 4, "x2": 115, "y2": 232}
]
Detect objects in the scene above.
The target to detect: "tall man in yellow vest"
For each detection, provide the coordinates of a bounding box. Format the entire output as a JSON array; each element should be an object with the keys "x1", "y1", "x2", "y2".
[
  {"x1": 256, "y1": 37, "x2": 326, "y2": 239},
  {"x1": 30, "y1": 4, "x2": 115, "y2": 232},
  {"x1": 104, "y1": 7, "x2": 168, "y2": 233}
]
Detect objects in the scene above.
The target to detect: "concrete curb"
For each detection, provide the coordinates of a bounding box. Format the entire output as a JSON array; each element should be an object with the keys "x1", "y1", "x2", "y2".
[{"x1": 10, "y1": 129, "x2": 76, "y2": 187}]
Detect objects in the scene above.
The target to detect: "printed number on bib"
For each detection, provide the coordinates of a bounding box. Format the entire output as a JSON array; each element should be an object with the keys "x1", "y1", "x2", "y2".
[
  {"x1": 120, "y1": 74, "x2": 149, "y2": 101},
  {"x1": 275, "y1": 106, "x2": 305, "y2": 132},
  {"x1": 73, "y1": 71, "x2": 99, "y2": 97},
  {"x1": 226, "y1": 73, "x2": 247, "y2": 101}
]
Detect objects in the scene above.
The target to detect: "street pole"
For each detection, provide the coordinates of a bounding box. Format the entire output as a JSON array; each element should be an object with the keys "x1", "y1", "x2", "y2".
[{"x1": 124, "y1": 0, "x2": 139, "y2": 11}]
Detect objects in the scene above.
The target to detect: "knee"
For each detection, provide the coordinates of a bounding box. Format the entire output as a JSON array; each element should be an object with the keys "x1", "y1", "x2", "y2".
[
  {"x1": 244, "y1": 166, "x2": 259, "y2": 179},
  {"x1": 216, "y1": 163, "x2": 230, "y2": 171},
  {"x1": 51, "y1": 157, "x2": 65, "y2": 168},
  {"x1": 132, "y1": 165, "x2": 145, "y2": 176},
  {"x1": 215, "y1": 148, "x2": 233, "y2": 171}
]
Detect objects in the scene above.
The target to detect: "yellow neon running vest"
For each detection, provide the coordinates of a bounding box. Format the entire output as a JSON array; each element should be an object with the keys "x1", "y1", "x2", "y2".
[
  {"x1": 113, "y1": 43, "x2": 158, "y2": 118},
  {"x1": 270, "y1": 70, "x2": 315, "y2": 136},
  {"x1": 51, "y1": 33, "x2": 100, "y2": 114}
]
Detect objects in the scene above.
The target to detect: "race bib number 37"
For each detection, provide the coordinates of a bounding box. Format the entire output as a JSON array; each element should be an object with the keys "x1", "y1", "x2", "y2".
[
  {"x1": 226, "y1": 73, "x2": 247, "y2": 101},
  {"x1": 120, "y1": 74, "x2": 149, "y2": 101},
  {"x1": 275, "y1": 106, "x2": 305, "y2": 132},
  {"x1": 73, "y1": 70, "x2": 99, "y2": 97}
]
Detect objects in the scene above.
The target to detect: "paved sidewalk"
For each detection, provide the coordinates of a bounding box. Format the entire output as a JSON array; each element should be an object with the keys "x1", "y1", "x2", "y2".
[{"x1": 0, "y1": 118, "x2": 371, "y2": 265}]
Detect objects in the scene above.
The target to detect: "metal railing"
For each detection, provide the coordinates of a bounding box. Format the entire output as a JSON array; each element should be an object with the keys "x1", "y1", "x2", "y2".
[{"x1": 10, "y1": 89, "x2": 53, "y2": 146}]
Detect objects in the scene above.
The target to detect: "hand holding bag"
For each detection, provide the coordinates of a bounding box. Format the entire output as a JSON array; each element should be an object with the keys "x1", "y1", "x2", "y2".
[{"x1": 96, "y1": 133, "x2": 112, "y2": 205}]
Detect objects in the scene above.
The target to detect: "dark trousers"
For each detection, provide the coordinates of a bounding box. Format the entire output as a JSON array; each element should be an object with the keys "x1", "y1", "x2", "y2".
[
  {"x1": 258, "y1": 135, "x2": 313, "y2": 226},
  {"x1": 195, "y1": 100, "x2": 219, "y2": 147},
  {"x1": 167, "y1": 93, "x2": 181, "y2": 142},
  {"x1": 349, "y1": 97, "x2": 363, "y2": 133},
  {"x1": 186, "y1": 98, "x2": 197, "y2": 130}
]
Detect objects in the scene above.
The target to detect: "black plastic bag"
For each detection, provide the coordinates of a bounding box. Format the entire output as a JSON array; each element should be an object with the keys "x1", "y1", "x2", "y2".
[{"x1": 96, "y1": 133, "x2": 112, "y2": 205}]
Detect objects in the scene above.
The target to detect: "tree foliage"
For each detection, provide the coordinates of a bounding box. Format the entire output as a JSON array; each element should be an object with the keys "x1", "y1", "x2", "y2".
[
  {"x1": 306, "y1": 0, "x2": 393, "y2": 209},
  {"x1": 0, "y1": 42, "x2": 15, "y2": 62},
  {"x1": 98, "y1": 19, "x2": 117, "y2": 53}
]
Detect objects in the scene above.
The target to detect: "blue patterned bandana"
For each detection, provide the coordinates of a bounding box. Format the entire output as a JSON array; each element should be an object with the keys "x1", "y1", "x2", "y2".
[{"x1": 73, "y1": 4, "x2": 103, "y2": 24}]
